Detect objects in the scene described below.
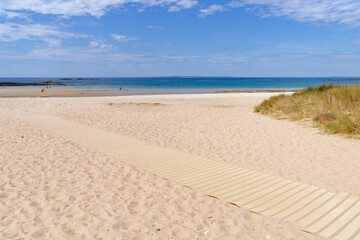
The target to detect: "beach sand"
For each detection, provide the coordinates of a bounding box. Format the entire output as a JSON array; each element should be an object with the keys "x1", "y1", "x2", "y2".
[
  {"x1": 0, "y1": 87, "x2": 295, "y2": 98},
  {"x1": 0, "y1": 87, "x2": 131, "y2": 97},
  {"x1": 2, "y1": 93, "x2": 359, "y2": 239}
]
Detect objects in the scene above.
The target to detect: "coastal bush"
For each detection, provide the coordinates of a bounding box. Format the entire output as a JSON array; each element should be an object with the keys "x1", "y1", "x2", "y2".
[{"x1": 255, "y1": 84, "x2": 360, "y2": 138}]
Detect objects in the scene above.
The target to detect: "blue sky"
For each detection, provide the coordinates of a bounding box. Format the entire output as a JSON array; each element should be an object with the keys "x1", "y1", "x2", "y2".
[{"x1": 1, "y1": 0, "x2": 360, "y2": 77}]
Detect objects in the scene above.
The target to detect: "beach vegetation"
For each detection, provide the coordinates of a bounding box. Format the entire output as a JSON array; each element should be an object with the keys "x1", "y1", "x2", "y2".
[{"x1": 255, "y1": 84, "x2": 360, "y2": 138}]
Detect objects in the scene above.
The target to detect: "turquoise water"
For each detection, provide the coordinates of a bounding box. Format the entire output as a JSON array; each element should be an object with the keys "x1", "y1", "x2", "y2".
[{"x1": 1, "y1": 77, "x2": 359, "y2": 90}]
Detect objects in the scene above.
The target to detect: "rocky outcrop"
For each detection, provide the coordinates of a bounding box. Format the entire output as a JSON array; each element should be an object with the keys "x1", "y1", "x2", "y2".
[{"x1": 0, "y1": 81, "x2": 67, "y2": 86}]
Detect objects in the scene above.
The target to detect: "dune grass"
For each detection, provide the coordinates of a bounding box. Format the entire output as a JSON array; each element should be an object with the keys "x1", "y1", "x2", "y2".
[{"x1": 255, "y1": 84, "x2": 360, "y2": 138}]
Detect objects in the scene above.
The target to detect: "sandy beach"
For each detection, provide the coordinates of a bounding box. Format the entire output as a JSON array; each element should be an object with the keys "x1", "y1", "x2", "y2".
[
  {"x1": 0, "y1": 87, "x2": 296, "y2": 98},
  {"x1": 0, "y1": 87, "x2": 137, "y2": 97},
  {"x1": 1, "y1": 93, "x2": 360, "y2": 239}
]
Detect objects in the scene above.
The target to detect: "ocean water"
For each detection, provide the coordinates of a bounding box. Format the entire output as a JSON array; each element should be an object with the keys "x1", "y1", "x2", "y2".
[{"x1": 0, "y1": 77, "x2": 359, "y2": 91}]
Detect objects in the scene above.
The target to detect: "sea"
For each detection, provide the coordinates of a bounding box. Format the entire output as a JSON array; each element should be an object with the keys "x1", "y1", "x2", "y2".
[{"x1": 1, "y1": 77, "x2": 359, "y2": 93}]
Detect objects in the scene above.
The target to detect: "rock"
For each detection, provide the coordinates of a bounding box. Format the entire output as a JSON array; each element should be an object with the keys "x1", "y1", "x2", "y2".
[{"x1": 0, "y1": 81, "x2": 67, "y2": 86}]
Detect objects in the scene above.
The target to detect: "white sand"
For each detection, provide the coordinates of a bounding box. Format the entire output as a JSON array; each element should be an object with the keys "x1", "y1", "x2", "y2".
[{"x1": 2, "y1": 93, "x2": 357, "y2": 239}]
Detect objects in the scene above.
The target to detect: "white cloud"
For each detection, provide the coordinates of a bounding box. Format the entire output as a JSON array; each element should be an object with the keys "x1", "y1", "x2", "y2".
[
  {"x1": 199, "y1": 4, "x2": 226, "y2": 17},
  {"x1": 24, "y1": 43, "x2": 139, "y2": 62},
  {"x1": 89, "y1": 41, "x2": 115, "y2": 52},
  {"x1": 200, "y1": 0, "x2": 360, "y2": 26},
  {"x1": 43, "y1": 38, "x2": 62, "y2": 48},
  {"x1": 168, "y1": 0, "x2": 198, "y2": 11},
  {"x1": 199, "y1": 1, "x2": 245, "y2": 17},
  {"x1": 0, "y1": 41, "x2": 244, "y2": 65},
  {"x1": 0, "y1": 9, "x2": 27, "y2": 19},
  {"x1": 147, "y1": 25, "x2": 165, "y2": 29},
  {"x1": 111, "y1": 34, "x2": 137, "y2": 42},
  {"x1": 0, "y1": 0, "x2": 198, "y2": 18},
  {"x1": 227, "y1": 1, "x2": 245, "y2": 8},
  {"x1": 0, "y1": 23, "x2": 86, "y2": 42}
]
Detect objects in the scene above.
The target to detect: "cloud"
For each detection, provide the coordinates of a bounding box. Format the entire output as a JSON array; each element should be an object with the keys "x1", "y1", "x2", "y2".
[
  {"x1": 23, "y1": 42, "x2": 139, "y2": 62},
  {"x1": 147, "y1": 25, "x2": 165, "y2": 30},
  {"x1": 0, "y1": 23, "x2": 86, "y2": 42},
  {"x1": 0, "y1": 9, "x2": 27, "y2": 19},
  {"x1": 0, "y1": 40, "x2": 246, "y2": 65},
  {"x1": 0, "y1": 0, "x2": 198, "y2": 18},
  {"x1": 111, "y1": 34, "x2": 137, "y2": 42},
  {"x1": 199, "y1": 1, "x2": 245, "y2": 17},
  {"x1": 43, "y1": 38, "x2": 62, "y2": 48},
  {"x1": 200, "y1": 0, "x2": 360, "y2": 26},
  {"x1": 88, "y1": 41, "x2": 115, "y2": 52},
  {"x1": 199, "y1": 4, "x2": 226, "y2": 17}
]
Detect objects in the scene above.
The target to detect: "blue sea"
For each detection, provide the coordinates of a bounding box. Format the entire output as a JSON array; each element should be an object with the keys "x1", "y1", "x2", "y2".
[{"x1": 1, "y1": 77, "x2": 359, "y2": 92}]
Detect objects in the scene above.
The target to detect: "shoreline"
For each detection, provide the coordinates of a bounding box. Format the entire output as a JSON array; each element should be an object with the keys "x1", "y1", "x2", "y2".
[{"x1": 0, "y1": 87, "x2": 296, "y2": 98}]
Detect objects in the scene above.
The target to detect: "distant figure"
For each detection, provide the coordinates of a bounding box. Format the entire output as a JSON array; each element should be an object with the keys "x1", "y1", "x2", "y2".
[{"x1": 119, "y1": 86, "x2": 122, "y2": 90}]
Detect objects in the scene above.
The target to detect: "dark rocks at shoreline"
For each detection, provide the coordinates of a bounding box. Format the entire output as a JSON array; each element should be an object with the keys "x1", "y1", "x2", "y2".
[{"x1": 0, "y1": 81, "x2": 67, "y2": 86}]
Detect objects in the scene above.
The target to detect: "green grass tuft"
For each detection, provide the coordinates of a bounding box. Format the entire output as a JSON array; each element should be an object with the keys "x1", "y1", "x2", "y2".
[{"x1": 255, "y1": 84, "x2": 360, "y2": 138}]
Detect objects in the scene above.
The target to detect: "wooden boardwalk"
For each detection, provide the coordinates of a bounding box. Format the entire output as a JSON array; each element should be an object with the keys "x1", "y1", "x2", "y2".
[{"x1": 20, "y1": 115, "x2": 360, "y2": 240}]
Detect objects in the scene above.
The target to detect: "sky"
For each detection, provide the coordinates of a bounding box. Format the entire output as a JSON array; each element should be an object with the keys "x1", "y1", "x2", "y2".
[{"x1": 1, "y1": 0, "x2": 360, "y2": 77}]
